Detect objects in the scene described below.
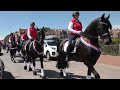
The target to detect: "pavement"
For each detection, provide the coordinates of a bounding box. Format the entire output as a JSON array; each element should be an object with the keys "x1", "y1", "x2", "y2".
[{"x1": 0, "y1": 49, "x2": 120, "y2": 79}]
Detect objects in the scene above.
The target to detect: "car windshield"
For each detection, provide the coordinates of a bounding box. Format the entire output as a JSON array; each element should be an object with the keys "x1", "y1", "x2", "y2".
[{"x1": 47, "y1": 41, "x2": 57, "y2": 46}]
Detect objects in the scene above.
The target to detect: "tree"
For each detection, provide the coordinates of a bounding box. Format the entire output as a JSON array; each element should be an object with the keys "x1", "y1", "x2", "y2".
[{"x1": 4, "y1": 35, "x2": 10, "y2": 42}]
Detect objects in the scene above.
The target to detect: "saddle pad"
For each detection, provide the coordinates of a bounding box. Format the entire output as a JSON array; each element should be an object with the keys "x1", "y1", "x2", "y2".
[{"x1": 63, "y1": 41, "x2": 76, "y2": 53}]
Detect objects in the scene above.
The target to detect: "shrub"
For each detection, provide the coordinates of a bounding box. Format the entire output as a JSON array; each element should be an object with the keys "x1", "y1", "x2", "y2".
[{"x1": 99, "y1": 38, "x2": 120, "y2": 56}]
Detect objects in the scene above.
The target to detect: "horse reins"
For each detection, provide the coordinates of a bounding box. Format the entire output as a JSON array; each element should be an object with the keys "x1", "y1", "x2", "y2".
[
  {"x1": 32, "y1": 40, "x2": 43, "y2": 55},
  {"x1": 81, "y1": 34, "x2": 99, "y2": 39}
]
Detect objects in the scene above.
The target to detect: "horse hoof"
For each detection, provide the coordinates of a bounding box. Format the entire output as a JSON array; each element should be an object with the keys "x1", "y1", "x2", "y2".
[
  {"x1": 24, "y1": 66, "x2": 27, "y2": 70},
  {"x1": 60, "y1": 71, "x2": 63, "y2": 77},
  {"x1": 63, "y1": 76, "x2": 67, "y2": 79},
  {"x1": 14, "y1": 61, "x2": 16, "y2": 63},
  {"x1": 33, "y1": 71, "x2": 37, "y2": 75},
  {"x1": 11, "y1": 58, "x2": 13, "y2": 61},
  {"x1": 41, "y1": 76, "x2": 46, "y2": 79},
  {"x1": 95, "y1": 74, "x2": 100, "y2": 79},
  {"x1": 29, "y1": 67, "x2": 32, "y2": 71}
]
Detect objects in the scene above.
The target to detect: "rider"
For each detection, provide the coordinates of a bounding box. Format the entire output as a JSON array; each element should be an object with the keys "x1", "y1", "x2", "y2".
[
  {"x1": 21, "y1": 31, "x2": 28, "y2": 41},
  {"x1": 66, "y1": 11, "x2": 83, "y2": 61},
  {"x1": 9, "y1": 33, "x2": 15, "y2": 45},
  {"x1": 26, "y1": 22, "x2": 37, "y2": 51}
]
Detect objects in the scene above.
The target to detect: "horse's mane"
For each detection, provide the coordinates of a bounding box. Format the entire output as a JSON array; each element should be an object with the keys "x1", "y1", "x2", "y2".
[{"x1": 84, "y1": 18, "x2": 100, "y2": 32}]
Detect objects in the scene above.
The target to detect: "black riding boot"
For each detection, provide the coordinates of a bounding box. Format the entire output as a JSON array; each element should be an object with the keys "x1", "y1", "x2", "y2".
[{"x1": 66, "y1": 44, "x2": 73, "y2": 61}]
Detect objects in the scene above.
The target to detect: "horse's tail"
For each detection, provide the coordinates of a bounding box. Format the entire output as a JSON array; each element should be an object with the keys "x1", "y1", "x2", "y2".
[
  {"x1": 56, "y1": 38, "x2": 69, "y2": 69},
  {"x1": 56, "y1": 52, "x2": 69, "y2": 69}
]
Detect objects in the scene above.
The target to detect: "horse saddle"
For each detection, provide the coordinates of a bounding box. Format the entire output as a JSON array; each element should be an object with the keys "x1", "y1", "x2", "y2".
[
  {"x1": 63, "y1": 38, "x2": 80, "y2": 53},
  {"x1": 25, "y1": 40, "x2": 34, "y2": 51}
]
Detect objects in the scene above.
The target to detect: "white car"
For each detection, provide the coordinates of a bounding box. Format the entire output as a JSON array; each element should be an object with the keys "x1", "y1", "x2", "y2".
[{"x1": 44, "y1": 40, "x2": 58, "y2": 60}]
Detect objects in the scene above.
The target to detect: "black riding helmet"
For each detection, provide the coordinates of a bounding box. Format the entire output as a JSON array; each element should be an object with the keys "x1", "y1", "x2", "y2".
[
  {"x1": 30, "y1": 22, "x2": 35, "y2": 26},
  {"x1": 10, "y1": 33, "x2": 13, "y2": 36},
  {"x1": 72, "y1": 11, "x2": 80, "y2": 17}
]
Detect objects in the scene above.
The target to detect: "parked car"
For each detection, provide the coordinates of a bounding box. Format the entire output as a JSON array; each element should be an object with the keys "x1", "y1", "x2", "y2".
[{"x1": 44, "y1": 39, "x2": 58, "y2": 60}]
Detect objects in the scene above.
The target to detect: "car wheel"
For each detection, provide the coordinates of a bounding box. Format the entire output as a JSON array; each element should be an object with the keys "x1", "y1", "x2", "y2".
[{"x1": 46, "y1": 52, "x2": 51, "y2": 60}]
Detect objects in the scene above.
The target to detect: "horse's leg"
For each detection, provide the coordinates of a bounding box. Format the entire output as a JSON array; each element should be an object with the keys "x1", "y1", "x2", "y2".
[
  {"x1": 56, "y1": 53, "x2": 68, "y2": 78},
  {"x1": 39, "y1": 56, "x2": 45, "y2": 79},
  {"x1": 10, "y1": 50, "x2": 13, "y2": 61},
  {"x1": 60, "y1": 69, "x2": 67, "y2": 78},
  {"x1": 24, "y1": 55, "x2": 27, "y2": 70},
  {"x1": 25, "y1": 53, "x2": 32, "y2": 71},
  {"x1": 13, "y1": 50, "x2": 17, "y2": 63},
  {"x1": 18, "y1": 46, "x2": 21, "y2": 56},
  {"x1": 6, "y1": 46, "x2": 8, "y2": 53},
  {"x1": 86, "y1": 69, "x2": 92, "y2": 79},
  {"x1": 86, "y1": 59, "x2": 98, "y2": 79},
  {"x1": 86, "y1": 52, "x2": 101, "y2": 79},
  {"x1": 28, "y1": 57, "x2": 32, "y2": 71},
  {"x1": 33, "y1": 59, "x2": 37, "y2": 75},
  {"x1": 84, "y1": 60, "x2": 100, "y2": 79}
]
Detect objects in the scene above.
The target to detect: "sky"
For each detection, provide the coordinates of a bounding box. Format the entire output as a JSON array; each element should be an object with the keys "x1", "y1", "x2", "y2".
[{"x1": 0, "y1": 11, "x2": 120, "y2": 40}]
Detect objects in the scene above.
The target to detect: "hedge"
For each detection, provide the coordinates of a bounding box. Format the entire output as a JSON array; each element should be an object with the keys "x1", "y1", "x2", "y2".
[{"x1": 99, "y1": 38, "x2": 120, "y2": 56}]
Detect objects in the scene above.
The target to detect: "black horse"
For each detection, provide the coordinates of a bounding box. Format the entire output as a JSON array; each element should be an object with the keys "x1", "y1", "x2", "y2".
[
  {"x1": 9, "y1": 35, "x2": 17, "y2": 63},
  {"x1": 21, "y1": 27, "x2": 46, "y2": 79},
  {"x1": 15, "y1": 35, "x2": 21, "y2": 57},
  {"x1": 56, "y1": 14, "x2": 112, "y2": 79}
]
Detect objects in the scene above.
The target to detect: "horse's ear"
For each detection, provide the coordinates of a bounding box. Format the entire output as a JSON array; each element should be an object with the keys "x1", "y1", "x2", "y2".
[
  {"x1": 101, "y1": 13, "x2": 105, "y2": 20},
  {"x1": 107, "y1": 14, "x2": 110, "y2": 19},
  {"x1": 36, "y1": 27, "x2": 39, "y2": 31}
]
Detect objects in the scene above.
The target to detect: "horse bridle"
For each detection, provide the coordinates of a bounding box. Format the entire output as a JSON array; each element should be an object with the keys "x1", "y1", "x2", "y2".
[
  {"x1": 98, "y1": 21, "x2": 111, "y2": 38},
  {"x1": 82, "y1": 21, "x2": 110, "y2": 39}
]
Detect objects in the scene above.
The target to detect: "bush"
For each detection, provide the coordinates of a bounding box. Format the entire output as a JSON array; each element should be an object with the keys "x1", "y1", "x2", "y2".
[
  {"x1": 99, "y1": 38, "x2": 120, "y2": 56},
  {"x1": 111, "y1": 38, "x2": 120, "y2": 45},
  {"x1": 101, "y1": 45, "x2": 119, "y2": 56}
]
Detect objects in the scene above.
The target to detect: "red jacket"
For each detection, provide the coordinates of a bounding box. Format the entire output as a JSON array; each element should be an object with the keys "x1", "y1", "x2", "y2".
[
  {"x1": 28, "y1": 27, "x2": 37, "y2": 39},
  {"x1": 22, "y1": 34, "x2": 27, "y2": 40},
  {"x1": 69, "y1": 18, "x2": 82, "y2": 37}
]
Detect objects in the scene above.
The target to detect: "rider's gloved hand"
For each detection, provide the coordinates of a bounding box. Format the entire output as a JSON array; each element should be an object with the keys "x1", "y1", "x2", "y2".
[{"x1": 76, "y1": 31, "x2": 81, "y2": 35}]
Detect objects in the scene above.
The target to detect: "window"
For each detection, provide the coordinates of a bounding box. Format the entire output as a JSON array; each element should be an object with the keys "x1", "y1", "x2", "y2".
[{"x1": 47, "y1": 41, "x2": 57, "y2": 46}]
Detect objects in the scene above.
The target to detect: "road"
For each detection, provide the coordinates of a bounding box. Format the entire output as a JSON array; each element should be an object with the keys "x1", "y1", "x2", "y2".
[{"x1": 0, "y1": 50, "x2": 120, "y2": 79}]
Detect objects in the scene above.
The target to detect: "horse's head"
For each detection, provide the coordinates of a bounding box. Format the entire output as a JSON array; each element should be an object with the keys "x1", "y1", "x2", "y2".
[
  {"x1": 34, "y1": 40, "x2": 43, "y2": 52},
  {"x1": 37, "y1": 27, "x2": 47, "y2": 41},
  {"x1": 97, "y1": 14, "x2": 112, "y2": 45}
]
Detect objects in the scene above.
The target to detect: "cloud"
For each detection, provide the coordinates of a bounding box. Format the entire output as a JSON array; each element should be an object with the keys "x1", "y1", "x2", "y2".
[{"x1": 112, "y1": 24, "x2": 120, "y2": 29}]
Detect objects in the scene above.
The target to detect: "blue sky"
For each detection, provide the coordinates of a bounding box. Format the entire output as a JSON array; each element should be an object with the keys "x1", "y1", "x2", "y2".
[{"x1": 0, "y1": 11, "x2": 120, "y2": 40}]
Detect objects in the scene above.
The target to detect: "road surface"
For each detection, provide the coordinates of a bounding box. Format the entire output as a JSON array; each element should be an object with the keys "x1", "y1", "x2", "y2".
[{"x1": 0, "y1": 50, "x2": 120, "y2": 79}]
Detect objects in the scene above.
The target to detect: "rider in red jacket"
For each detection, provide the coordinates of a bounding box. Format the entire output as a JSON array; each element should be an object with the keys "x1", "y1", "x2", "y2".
[
  {"x1": 21, "y1": 31, "x2": 28, "y2": 41},
  {"x1": 66, "y1": 11, "x2": 83, "y2": 61},
  {"x1": 25, "y1": 22, "x2": 37, "y2": 51},
  {"x1": 27, "y1": 22, "x2": 37, "y2": 40}
]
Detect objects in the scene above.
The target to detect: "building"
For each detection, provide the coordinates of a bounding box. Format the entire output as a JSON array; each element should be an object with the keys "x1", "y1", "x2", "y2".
[
  {"x1": 111, "y1": 28, "x2": 120, "y2": 38},
  {"x1": 19, "y1": 28, "x2": 28, "y2": 36}
]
